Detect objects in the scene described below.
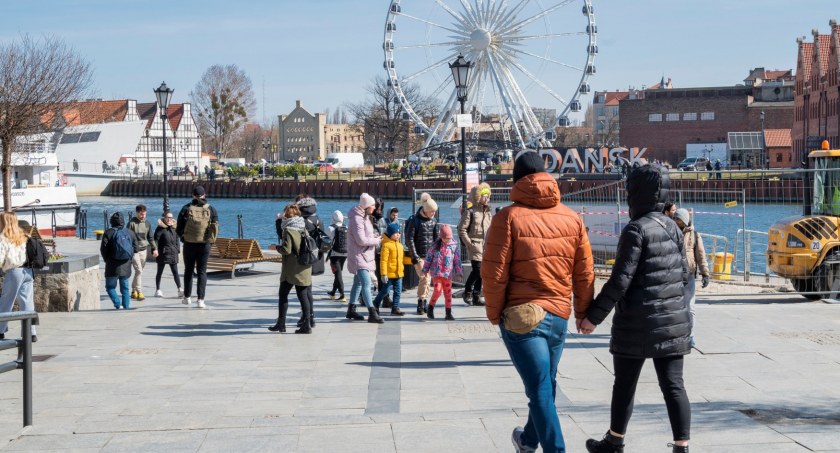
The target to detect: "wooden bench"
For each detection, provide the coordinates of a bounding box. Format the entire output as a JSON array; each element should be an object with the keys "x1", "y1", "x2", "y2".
[
  {"x1": 206, "y1": 238, "x2": 283, "y2": 278},
  {"x1": 26, "y1": 227, "x2": 56, "y2": 251}
]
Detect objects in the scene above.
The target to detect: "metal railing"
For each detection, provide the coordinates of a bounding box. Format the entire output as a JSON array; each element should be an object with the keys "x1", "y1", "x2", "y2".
[
  {"x1": 733, "y1": 229, "x2": 771, "y2": 283},
  {"x1": 0, "y1": 311, "x2": 39, "y2": 428}
]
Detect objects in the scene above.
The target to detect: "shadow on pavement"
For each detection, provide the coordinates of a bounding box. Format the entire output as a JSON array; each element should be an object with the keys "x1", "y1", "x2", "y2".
[
  {"x1": 348, "y1": 359, "x2": 511, "y2": 369},
  {"x1": 141, "y1": 318, "x2": 272, "y2": 337}
]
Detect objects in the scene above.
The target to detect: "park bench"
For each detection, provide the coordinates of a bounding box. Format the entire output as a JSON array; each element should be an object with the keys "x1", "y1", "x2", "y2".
[
  {"x1": 206, "y1": 238, "x2": 282, "y2": 278},
  {"x1": 26, "y1": 227, "x2": 56, "y2": 251}
]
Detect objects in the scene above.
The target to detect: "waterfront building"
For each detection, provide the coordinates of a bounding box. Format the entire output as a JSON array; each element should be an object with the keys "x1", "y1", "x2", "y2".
[
  {"x1": 278, "y1": 100, "x2": 326, "y2": 162},
  {"x1": 618, "y1": 70, "x2": 794, "y2": 167},
  {"x1": 793, "y1": 19, "x2": 840, "y2": 161}
]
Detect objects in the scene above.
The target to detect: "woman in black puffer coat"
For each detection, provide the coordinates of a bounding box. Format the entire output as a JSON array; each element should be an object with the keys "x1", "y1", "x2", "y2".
[
  {"x1": 153, "y1": 211, "x2": 182, "y2": 298},
  {"x1": 582, "y1": 164, "x2": 691, "y2": 453}
]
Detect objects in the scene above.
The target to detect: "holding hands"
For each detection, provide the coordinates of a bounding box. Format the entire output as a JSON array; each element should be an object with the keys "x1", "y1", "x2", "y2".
[{"x1": 576, "y1": 318, "x2": 597, "y2": 334}]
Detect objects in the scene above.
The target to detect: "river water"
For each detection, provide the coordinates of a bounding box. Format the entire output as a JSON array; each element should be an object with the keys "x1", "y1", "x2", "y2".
[{"x1": 78, "y1": 196, "x2": 801, "y2": 274}]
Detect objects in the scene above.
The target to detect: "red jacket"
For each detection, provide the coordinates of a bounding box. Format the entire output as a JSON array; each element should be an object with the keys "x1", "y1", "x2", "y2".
[{"x1": 481, "y1": 172, "x2": 595, "y2": 324}]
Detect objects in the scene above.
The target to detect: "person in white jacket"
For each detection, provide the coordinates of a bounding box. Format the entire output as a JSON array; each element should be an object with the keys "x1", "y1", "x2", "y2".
[{"x1": 0, "y1": 212, "x2": 36, "y2": 341}]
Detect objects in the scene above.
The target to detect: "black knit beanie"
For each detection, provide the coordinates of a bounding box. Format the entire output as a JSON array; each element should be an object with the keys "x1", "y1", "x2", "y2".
[{"x1": 513, "y1": 152, "x2": 546, "y2": 182}]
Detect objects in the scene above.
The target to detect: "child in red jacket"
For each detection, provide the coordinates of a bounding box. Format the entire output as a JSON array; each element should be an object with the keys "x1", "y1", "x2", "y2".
[{"x1": 421, "y1": 224, "x2": 462, "y2": 320}]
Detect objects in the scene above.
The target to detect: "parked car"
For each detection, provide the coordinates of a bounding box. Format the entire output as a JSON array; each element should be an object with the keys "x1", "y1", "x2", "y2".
[
  {"x1": 313, "y1": 162, "x2": 334, "y2": 172},
  {"x1": 677, "y1": 157, "x2": 710, "y2": 171}
]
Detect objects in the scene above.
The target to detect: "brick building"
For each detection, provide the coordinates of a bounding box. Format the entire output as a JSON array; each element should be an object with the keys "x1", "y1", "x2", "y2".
[
  {"x1": 793, "y1": 20, "x2": 840, "y2": 161},
  {"x1": 618, "y1": 71, "x2": 794, "y2": 166}
]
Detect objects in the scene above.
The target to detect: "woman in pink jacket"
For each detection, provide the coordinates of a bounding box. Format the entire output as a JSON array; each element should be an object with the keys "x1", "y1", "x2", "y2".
[{"x1": 345, "y1": 193, "x2": 384, "y2": 324}]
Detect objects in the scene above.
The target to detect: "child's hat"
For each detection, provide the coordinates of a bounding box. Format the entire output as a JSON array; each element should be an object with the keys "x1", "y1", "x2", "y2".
[
  {"x1": 386, "y1": 222, "x2": 400, "y2": 237},
  {"x1": 439, "y1": 224, "x2": 452, "y2": 240}
]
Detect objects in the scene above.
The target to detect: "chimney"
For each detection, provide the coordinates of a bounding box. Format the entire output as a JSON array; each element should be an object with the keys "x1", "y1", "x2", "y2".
[{"x1": 296, "y1": 100, "x2": 302, "y2": 108}]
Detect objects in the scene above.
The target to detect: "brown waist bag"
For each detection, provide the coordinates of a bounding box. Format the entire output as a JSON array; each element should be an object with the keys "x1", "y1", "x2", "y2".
[{"x1": 502, "y1": 302, "x2": 546, "y2": 334}]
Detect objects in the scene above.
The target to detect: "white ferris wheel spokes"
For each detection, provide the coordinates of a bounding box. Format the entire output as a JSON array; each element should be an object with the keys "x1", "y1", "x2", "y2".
[{"x1": 384, "y1": 0, "x2": 597, "y2": 150}]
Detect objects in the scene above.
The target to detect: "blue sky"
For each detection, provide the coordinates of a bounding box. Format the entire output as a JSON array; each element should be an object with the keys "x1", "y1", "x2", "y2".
[{"x1": 1, "y1": 0, "x2": 838, "y2": 124}]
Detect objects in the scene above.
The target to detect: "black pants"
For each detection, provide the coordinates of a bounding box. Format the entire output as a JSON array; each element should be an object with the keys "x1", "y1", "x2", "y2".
[
  {"x1": 464, "y1": 259, "x2": 482, "y2": 294},
  {"x1": 279, "y1": 281, "x2": 312, "y2": 324},
  {"x1": 155, "y1": 262, "x2": 181, "y2": 290},
  {"x1": 610, "y1": 355, "x2": 690, "y2": 441},
  {"x1": 330, "y1": 256, "x2": 346, "y2": 296},
  {"x1": 183, "y1": 242, "x2": 211, "y2": 299}
]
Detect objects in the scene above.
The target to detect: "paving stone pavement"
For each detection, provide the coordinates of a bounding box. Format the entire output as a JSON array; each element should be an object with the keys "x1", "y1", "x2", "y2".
[{"x1": 0, "y1": 238, "x2": 838, "y2": 452}]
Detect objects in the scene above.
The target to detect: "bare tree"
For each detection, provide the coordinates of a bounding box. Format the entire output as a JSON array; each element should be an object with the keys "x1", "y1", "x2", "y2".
[
  {"x1": 345, "y1": 76, "x2": 437, "y2": 162},
  {"x1": 0, "y1": 35, "x2": 93, "y2": 210},
  {"x1": 190, "y1": 64, "x2": 256, "y2": 158}
]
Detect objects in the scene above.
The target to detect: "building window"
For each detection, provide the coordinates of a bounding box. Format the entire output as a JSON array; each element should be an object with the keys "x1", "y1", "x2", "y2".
[
  {"x1": 701, "y1": 112, "x2": 715, "y2": 120},
  {"x1": 776, "y1": 153, "x2": 783, "y2": 162},
  {"x1": 665, "y1": 113, "x2": 679, "y2": 121},
  {"x1": 683, "y1": 112, "x2": 697, "y2": 121},
  {"x1": 648, "y1": 113, "x2": 662, "y2": 122}
]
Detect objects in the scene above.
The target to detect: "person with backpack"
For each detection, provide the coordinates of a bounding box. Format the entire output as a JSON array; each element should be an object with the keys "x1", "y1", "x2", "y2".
[
  {"x1": 268, "y1": 204, "x2": 314, "y2": 334},
  {"x1": 404, "y1": 192, "x2": 438, "y2": 315},
  {"x1": 457, "y1": 183, "x2": 493, "y2": 306},
  {"x1": 153, "y1": 211, "x2": 182, "y2": 298},
  {"x1": 0, "y1": 213, "x2": 38, "y2": 341},
  {"x1": 176, "y1": 185, "x2": 218, "y2": 309},
  {"x1": 345, "y1": 193, "x2": 384, "y2": 324},
  {"x1": 100, "y1": 212, "x2": 139, "y2": 310},
  {"x1": 326, "y1": 210, "x2": 348, "y2": 302},
  {"x1": 127, "y1": 204, "x2": 158, "y2": 301},
  {"x1": 295, "y1": 195, "x2": 326, "y2": 276}
]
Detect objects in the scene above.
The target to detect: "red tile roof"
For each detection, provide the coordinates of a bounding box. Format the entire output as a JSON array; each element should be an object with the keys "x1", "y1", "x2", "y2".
[
  {"x1": 801, "y1": 42, "x2": 814, "y2": 80},
  {"x1": 136, "y1": 102, "x2": 157, "y2": 129},
  {"x1": 815, "y1": 34, "x2": 831, "y2": 74},
  {"x1": 167, "y1": 104, "x2": 184, "y2": 131},
  {"x1": 604, "y1": 92, "x2": 629, "y2": 106},
  {"x1": 764, "y1": 129, "x2": 792, "y2": 147},
  {"x1": 764, "y1": 70, "x2": 792, "y2": 80}
]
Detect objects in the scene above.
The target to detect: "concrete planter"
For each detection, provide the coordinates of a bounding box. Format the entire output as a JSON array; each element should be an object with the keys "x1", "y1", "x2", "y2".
[{"x1": 33, "y1": 254, "x2": 101, "y2": 312}]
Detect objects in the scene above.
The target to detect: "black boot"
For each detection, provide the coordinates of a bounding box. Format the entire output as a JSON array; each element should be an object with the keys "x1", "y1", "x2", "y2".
[
  {"x1": 295, "y1": 322, "x2": 312, "y2": 334},
  {"x1": 382, "y1": 294, "x2": 393, "y2": 308},
  {"x1": 345, "y1": 304, "x2": 365, "y2": 321},
  {"x1": 669, "y1": 444, "x2": 689, "y2": 453},
  {"x1": 586, "y1": 431, "x2": 624, "y2": 453},
  {"x1": 416, "y1": 299, "x2": 424, "y2": 315},
  {"x1": 463, "y1": 290, "x2": 473, "y2": 306},
  {"x1": 426, "y1": 305, "x2": 435, "y2": 319},
  {"x1": 472, "y1": 292, "x2": 485, "y2": 306},
  {"x1": 445, "y1": 308, "x2": 455, "y2": 320},
  {"x1": 367, "y1": 307, "x2": 384, "y2": 324},
  {"x1": 390, "y1": 307, "x2": 405, "y2": 316},
  {"x1": 268, "y1": 319, "x2": 285, "y2": 333},
  {"x1": 423, "y1": 299, "x2": 428, "y2": 313}
]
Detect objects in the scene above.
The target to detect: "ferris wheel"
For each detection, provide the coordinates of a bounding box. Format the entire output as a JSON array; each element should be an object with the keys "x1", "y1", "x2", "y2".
[{"x1": 383, "y1": 0, "x2": 597, "y2": 150}]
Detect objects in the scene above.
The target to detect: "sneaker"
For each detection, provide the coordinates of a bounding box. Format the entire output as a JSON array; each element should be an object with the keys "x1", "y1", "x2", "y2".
[
  {"x1": 511, "y1": 427, "x2": 536, "y2": 453},
  {"x1": 327, "y1": 291, "x2": 336, "y2": 300},
  {"x1": 339, "y1": 295, "x2": 347, "y2": 303},
  {"x1": 197, "y1": 299, "x2": 206, "y2": 309},
  {"x1": 178, "y1": 288, "x2": 184, "y2": 298},
  {"x1": 154, "y1": 289, "x2": 163, "y2": 298},
  {"x1": 182, "y1": 296, "x2": 192, "y2": 306},
  {"x1": 136, "y1": 291, "x2": 145, "y2": 301},
  {"x1": 130, "y1": 290, "x2": 138, "y2": 300}
]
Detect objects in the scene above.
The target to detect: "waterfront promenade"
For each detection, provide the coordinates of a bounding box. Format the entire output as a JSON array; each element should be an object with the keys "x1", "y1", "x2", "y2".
[{"x1": 0, "y1": 238, "x2": 838, "y2": 452}]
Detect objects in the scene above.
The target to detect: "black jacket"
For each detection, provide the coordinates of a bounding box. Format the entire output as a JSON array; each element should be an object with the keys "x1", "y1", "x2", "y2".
[
  {"x1": 154, "y1": 219, "x2": 180, "y2": 265},
  {"x1": 587, "y1": 165, "x2": 690, "y2": 359},
  {"x1": 297, "y1": 197, "x2": 325, "y2": 275},
  {"x1": 404, "y1": 208, "x2": 438, "y2": 262},
  {"x1": 100, "y1": 212, "x2": 138, "y2": 278}
]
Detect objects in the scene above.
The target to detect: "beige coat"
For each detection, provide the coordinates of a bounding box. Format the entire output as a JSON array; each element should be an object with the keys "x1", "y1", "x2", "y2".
[
  {"x1": 683, "y1": 225, "x2": 710, "y2": 277},
  {"x1": 457, "y1": 183, "x2": 493, "y2": 262}
]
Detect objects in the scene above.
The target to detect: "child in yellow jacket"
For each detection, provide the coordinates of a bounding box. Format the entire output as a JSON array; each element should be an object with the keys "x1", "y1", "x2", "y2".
[{"x1": 373, "y1": 223, "x2": 405, "y2": 316}]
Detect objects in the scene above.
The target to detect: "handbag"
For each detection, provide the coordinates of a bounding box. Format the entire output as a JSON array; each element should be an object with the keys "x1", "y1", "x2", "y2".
[{"x1": 502, "y1": 302, "x2": 546, "y2": 334}]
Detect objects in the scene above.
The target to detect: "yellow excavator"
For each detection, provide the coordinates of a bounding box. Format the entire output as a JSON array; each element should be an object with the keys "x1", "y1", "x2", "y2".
[{"x1": 768, "y1": 140, "x2": 840, "y2": 299}]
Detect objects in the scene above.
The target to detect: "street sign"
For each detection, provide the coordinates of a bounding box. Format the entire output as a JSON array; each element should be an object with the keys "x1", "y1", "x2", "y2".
[{"x1": 456, "y1": 114, "x2": 473, "y2": 128}]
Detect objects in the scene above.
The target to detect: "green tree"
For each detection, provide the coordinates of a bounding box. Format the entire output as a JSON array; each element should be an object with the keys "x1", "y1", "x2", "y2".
[
  {"x1": 191, "y1": 64, "x2": 256, "y2": 159},
  {"x1": 0, "y1": 35, "x2": 93, "y2": 210}
]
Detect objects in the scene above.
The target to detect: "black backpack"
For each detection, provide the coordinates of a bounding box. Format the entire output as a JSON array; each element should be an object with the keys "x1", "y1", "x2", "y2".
[
  {"x1": 25, "y1": 237, "x2": 49, "y2": 269},
  {"x1": 331, "y1": 226, "x2": 348, "y2": 254},
  {"x1": 297, "y1": 230, "x2": 319, "y2": 266},
  {"x1": 305, "y1": 219, "x2": 332, "y2": 254}
]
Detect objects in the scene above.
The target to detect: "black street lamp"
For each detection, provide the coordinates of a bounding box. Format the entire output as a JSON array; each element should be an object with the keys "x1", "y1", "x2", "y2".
[
  {"x1": 449, "y1": 54, "x2": 473, "y2": 211},
  {"x1": 154, "y1": 81, "x2": 174, "y2": 213}
]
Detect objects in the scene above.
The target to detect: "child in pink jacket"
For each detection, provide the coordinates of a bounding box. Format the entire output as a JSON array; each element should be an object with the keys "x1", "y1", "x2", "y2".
[{"x1": 421, "y1": 224, "x2": 463, "y2": 320}]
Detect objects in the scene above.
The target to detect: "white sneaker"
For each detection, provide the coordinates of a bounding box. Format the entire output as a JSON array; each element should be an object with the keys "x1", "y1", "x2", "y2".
[
  {"x1": 182, "y1": 296, "x2": 192, "y2": 306},
  {"x1": 178, "y1": 288, "x2": 184, "y2": 298},
  {"x1": 512, "y1": 427, "x2": 536, "y2": 453},
  {"x1": 154, "y1": 289, "x2": 163, "y2": 298},
  {"x1": 197, "y1": 299, "x2": 206, "y2": 309}
]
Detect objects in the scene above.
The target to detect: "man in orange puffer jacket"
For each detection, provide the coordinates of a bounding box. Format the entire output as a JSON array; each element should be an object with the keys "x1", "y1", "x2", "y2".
[{"x1": 482, "y1": 151, "x2": 594, "y2": 453}]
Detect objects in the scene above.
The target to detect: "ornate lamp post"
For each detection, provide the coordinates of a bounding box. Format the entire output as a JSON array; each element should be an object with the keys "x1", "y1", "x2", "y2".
[
  {"x1": 449, "y1": 54, "x2": 472, "y2": 211},
  {"x1": 154, "y1": 81, "x2": 174, "y2": 213}
]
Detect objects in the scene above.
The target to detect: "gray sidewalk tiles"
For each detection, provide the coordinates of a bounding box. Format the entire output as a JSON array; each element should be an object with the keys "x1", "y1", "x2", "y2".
[{"x1": 0, "y1": 238, "x2": 837, "y2": 451}]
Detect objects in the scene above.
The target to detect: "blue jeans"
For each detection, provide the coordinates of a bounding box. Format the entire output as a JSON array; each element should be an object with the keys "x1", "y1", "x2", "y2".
[
  {"x1": 0, "y1": 268, "x2": 36, "y2": 335},
  {"x1": 373, "y1": 277, "x2": 402, "y2": 309},
  {"x1": 348, "y1": 269, "x2": 373, "y2": 308},
  {"x1": 501, "y1": 312, "x2": 568, "y2": 453},
  {"x1": 106, "y1": 276, "x2": 131, "y2": 309}
]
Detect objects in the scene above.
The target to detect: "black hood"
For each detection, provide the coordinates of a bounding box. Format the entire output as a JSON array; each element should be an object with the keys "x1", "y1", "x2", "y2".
[
  {"x1": 627, "y1": 164, "x2": 670, "y2": 220},
  {"x1": 110, "y1": 212, "x2": 125, "y2": 227}
]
